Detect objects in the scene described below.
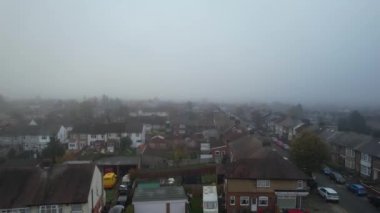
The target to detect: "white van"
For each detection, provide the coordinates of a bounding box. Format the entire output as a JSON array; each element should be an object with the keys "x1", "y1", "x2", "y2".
[{"x1": 203, "y1": 186, "x2": 218, "y2": 213}]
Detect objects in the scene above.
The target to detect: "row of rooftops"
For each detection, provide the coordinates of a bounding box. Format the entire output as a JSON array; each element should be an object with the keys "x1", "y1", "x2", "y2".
[
  {"x1": 71, "y1": 122, "x2": 143, "y2": 134},
  {"x1": 319, "y1": 128, "x2": 380, "y2": 158}
]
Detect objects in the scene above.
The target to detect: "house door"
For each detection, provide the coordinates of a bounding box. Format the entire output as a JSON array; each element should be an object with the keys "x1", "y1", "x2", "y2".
[{"x1": 251, "y1": 197, "x2": 257, "y2": 212}]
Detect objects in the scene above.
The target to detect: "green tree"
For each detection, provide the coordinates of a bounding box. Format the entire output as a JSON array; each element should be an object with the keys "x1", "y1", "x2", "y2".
[
  {"x1": 290, "y1": 131, "x2": 329, "y2": 175},
  {"x1": 42, "y1": 137, "x2": 65, "y2": 163},
  {"x1": 338, "y1": 110, "x2": 369, "y2": 134},
  {"x1": 120, "y1": 137, "x2": 132, "y2": 152}
]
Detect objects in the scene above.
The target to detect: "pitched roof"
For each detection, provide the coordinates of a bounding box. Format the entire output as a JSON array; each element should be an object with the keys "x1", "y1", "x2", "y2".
[
  {"x1": 228, "y1": 135, "x2": 264, "y2": 160},
  {"x1": 133, "y1": 186, "x2": 188, "y2": 202},
  {"x1": 0, "y1": 164, "x2": 96, "y2": 208},
  {"x1": 356, "y1": 140, "x2": 380, "y2": 158},
  {"x1": 330, "y1": 132, "x2": 373, "y2": 149},
  {"x1": 224, "y1": 150, "x2": 309, "y2": 180},
  {"x1": 279, "y1": 117, "x2": 301, "y2": 128}
]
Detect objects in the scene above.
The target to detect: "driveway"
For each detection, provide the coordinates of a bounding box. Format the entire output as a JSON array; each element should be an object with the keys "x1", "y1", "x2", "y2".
[{"x1": 304, "y1": 173, "x2": 379, "y2": 213}]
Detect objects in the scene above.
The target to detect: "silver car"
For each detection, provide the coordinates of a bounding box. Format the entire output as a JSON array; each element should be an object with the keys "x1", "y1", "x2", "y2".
[{"x1": 317, "y1": 187, "x2": 339, "y2": 202}]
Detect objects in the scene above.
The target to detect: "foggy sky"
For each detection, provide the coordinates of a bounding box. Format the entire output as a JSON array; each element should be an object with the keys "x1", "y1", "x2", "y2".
[{"x1": 1, "y1": 0, "x2": 379, "y2": 106}]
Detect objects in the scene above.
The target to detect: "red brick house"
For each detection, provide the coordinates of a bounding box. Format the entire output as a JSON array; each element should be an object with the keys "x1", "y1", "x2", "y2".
[{"x1": 224, "y1": 150, "x2": 310, "y2": 213}]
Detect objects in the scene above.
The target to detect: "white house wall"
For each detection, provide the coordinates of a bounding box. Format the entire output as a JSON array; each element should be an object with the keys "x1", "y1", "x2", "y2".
[
  {"x1": 57, "y1": 126, "x2": 68, "y2": 143},
  {"x1": 134, "y1": 202, "x2": 166, "y2": 213},
  {"x1": 134, "y1": 200, "x2": 187, "y2": 213},
  {"x1": 87, "y1": 134, "x2": 106, "y2": 146},
  {"x1": 130, "y1": 133, "x2": 143, "y2": 148},
  {"x1": 87, "y1": 166, "x2": 105, "y2": 213},
  {"x1": 170, "y1": 202, "x2": 187, "y2": 213}
]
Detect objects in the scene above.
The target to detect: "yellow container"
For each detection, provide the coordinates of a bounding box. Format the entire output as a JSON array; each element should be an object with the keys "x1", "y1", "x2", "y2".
[{"x1": 103, "y1": 172, "x2": 117, "y2": 189}]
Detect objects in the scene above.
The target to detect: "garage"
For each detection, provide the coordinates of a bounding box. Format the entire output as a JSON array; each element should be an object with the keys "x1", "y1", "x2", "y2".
[{"x1": 277, "y1": 196, "x2": 297, "y2": 209}]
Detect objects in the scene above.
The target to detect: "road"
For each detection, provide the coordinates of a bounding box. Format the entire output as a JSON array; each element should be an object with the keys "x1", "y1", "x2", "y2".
[
  {"x1": 270, "y1": 141, "x2": 379, "y2": 213},
  {"x1": 314, "y1": 173, "x2": 378, "y2": 213},
  {"x1": 224, "y1": 111, "x2": 379, "y2": 212}
]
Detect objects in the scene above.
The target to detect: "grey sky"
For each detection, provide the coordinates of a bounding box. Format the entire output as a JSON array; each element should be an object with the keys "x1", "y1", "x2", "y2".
[{"x1": 0, "y1": 0, "x2": 379, "y2": 105}]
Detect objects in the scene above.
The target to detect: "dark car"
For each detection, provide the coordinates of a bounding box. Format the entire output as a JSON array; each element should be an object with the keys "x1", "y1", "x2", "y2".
[
  {"x1": 321, "y1": 166, "x2": 332, "y2": 175},
  {"x1": 329, "y1": 172, "x2": 346, "y2": 184},
  {"x1": 368, "y1": 194, "x2": 380, "y2": 207},
  {"x1": 346, "y1": 183, "x2": 367, "y2": 196}
]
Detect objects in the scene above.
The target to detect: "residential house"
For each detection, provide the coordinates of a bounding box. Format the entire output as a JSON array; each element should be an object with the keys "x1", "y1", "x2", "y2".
[
  {"x1": 0, "y1": 163, "x2": 105, "y2": 213},
  {"x1": 0, "y1": 124, "x2": 51, "y2": 153},
  {"x1": 209, "y1": 139, "x2": 228, "y2": 163},
  {"x1": 265, "y1": 113, "x2": 285, "y2": 133},
  {"x1": 56, "y1": 125, "x2": 72, "y2": 144},
  {"x1": 69, "y1": 122, "x2": 144, "y2": 151},
  {"x1": 200, "y1": 141, "x2": 212, "y2": 161},
  {"x1": 274, "y1": 117, "x2": 304, "y2": 142},
  {"x1": 320, "y1": 129, "x2": 372, "y2": 172},
  {"x1": 223, "y1": 150, "x2": 310, "y2": 213},
  {"x1": 356, "y1": 140, "x2": 380, "y2": 180},
  {"x1": 132, "y1": 186, "x2": 188, "y2": 213},
  {"x1": 125, "y1": 123, "x2": 144, "y2": 148}
]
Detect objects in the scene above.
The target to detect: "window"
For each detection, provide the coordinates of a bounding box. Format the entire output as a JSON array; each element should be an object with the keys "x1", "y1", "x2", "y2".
[
  {"x1": 39, "y1": 205, "x2": 62, "y2": 213},
  {"x1": 215, "y1": 151, "x2": 220, "y2": 156},
  {"x1": 345, "y1": 148, "x2": 354, "y2": 157},
  {"x1": 361, "y1": 165, "x2": 371, "y2": 176},
  {"x1": 361, "y1": 154, "x2": 371, "y2": 162},
  {"x1": 297, "y1": 180, "x2": 303, "y2": 189},
  {"x1": 41, "y1": 136, "x2": 47, "y2": 140},
  {"x1": 230, "y1": 196, "x2": 236, "y2": 206},
  {"x1": 258, "y1": 196, "x2": 268, "y2": 206},
  {"x1": 71, "y1": 204, "x2": 82, "y2": 213},
  {"x1": 257, "y1": 180, "x2": 270, "y2": 188},
  {"x1": 240, "y1": 196, "x2": 249, "y2": 206},
  {"x1": 203, "y1": 202, "x2": 217, "y2": 209},
  {"x1": 91, "y1": 135, "x2": 96, "y2": 139},
  {"x1": 221, "y1": 151, "x2": 225, "y2": 155}
]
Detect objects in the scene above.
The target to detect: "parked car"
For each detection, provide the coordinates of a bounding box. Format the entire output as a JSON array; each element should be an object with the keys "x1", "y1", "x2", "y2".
[
  {"x1": 346, "y1": 183, "x2": 367, "y2": 196},
  {"x1": 317, "y1": 187, "x2": 339, "y2": 202},
  {"x1": 116, "y1": 195, "x2": 128, "y2": 206},
  {"x1": 283, "y1": 144, "x2": 290, "y2": 150},
  {"x1": 118, "y1": 184, "x2": 129, "y2": 195},
  {"x1": 321, "y1": 166, "x2": 332, "y2": 175},
  {"x1": 368, "y1": 194, "x2": 380, "y2": 207},
  {"x1": 329, "y1": 172, "x2": 346, "y2": 184},
  {"x1": 108, "y1": 205, "x2": 125, "y2": 213}
]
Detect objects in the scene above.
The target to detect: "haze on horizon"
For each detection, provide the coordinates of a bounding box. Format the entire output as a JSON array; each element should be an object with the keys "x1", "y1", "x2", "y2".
[{"x1": 0, "y1": 0, "x2": 379, "y2": 106}]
